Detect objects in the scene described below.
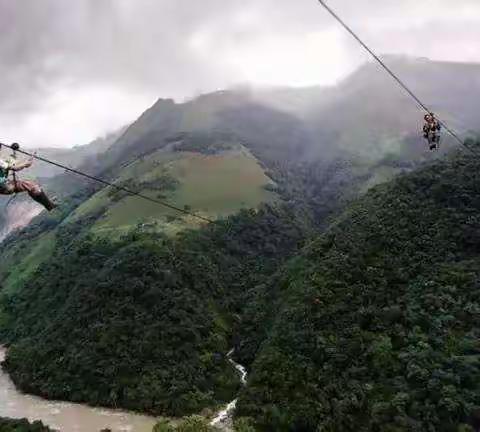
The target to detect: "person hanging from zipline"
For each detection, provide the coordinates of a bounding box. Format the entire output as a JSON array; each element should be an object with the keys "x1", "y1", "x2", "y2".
[
  {"x1": 0, "y1": 143, "x2": 56, "y2": 211},
  {"x1": 423, "y1": 112, "x2": 441, "y2": 150}
]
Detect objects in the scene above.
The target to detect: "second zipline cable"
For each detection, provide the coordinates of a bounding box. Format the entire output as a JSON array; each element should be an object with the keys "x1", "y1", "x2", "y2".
[{"x1": 316, "y1": 0, "x2": 477, "y2": 155}]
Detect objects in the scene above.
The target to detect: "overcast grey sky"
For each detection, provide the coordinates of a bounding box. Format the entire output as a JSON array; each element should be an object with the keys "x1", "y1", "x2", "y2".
[{"x1": 1, "y1": 0, "x2": 479, "y2": 148}]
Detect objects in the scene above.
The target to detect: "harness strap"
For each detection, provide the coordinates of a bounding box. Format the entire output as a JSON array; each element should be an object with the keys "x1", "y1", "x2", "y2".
[
  {"x1": 10, "y1": 149, "x2": 18, "y2": 189},
  {"x1": 4, "y1": 148, "x2": 19, "y2": 209}
]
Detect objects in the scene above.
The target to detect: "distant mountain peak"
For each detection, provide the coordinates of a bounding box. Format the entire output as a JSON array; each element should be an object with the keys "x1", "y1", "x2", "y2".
[{"x1": 151, "y1": 97, "x2": 176, "y2": 108}]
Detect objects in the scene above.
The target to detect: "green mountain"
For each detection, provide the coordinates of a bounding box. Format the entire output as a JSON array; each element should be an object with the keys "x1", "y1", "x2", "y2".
[{"x1": 1, "y1": 57, "x2": 480, "y2": 429}]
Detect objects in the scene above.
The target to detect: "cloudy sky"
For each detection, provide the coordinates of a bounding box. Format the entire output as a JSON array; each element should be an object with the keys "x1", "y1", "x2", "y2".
[{"x1": 1, "y1": 0, "x2": 479, "y2": 148}]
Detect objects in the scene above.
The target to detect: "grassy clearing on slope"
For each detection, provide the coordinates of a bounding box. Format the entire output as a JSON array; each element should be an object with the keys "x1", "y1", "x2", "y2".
[
  {"x1": 66, "y1": 188, "x2": 110, "y2": 222},
  {"x1": 87, "y1": 149, "x2": 276, "y2": 236},
  {"x1": 171, "y1": 151, "x2": 275, "y2": 215}
]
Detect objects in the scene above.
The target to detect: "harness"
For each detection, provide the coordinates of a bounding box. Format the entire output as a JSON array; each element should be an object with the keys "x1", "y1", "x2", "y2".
[{"x1": 2, "y1": 143, "x2": 20, "y2": 208}]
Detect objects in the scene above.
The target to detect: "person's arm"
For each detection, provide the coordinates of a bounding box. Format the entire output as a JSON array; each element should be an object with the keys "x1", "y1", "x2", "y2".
[{"x1": 10, "y1": 159, "x2": 33, "y2": 172}]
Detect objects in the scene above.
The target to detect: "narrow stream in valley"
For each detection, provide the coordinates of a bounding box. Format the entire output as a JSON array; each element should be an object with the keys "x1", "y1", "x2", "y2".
[{"x1": 210, "y1": 349, "x2": 248, "y2": 431}]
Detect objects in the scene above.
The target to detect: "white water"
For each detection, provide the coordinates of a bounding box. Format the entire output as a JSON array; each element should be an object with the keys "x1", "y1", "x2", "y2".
[
  {"x1": 210, "y1": 349, "x2": 248, "y2": 430},
  {"x1": 0, "y1": 347, "x2": 158, "y2": 432}
]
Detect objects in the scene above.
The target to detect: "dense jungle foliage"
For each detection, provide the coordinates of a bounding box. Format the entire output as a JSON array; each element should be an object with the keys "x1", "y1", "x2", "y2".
[
  {"x1": 0, "y1": 418, "x2": 54, "y2": 432},
  {"x1": 0, "y1": 204, "x2": 304, "y2": 417},
  {"x1": 236, "y1": 143, "x2": 480, "y2": 431},
  {"x1": 152, "y1": 414, "x2": 256, "y2": 432},
  {"x1": 153, "y1": 415, "x2": 217, "y2": 432}
]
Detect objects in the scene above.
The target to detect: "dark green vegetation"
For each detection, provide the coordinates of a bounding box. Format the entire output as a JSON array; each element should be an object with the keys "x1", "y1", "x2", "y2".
[
  {"x1": 152, "y1": 415, "x2": 253, "y2": 432},
  {"x1": 0, "y1": 418, "x2": 55, "y2": 432},
  {"x1": 153, "y1": 415, "x2": 218, "y2": 432},
  {"x1": 152, "y1": 415, "x2": 255, "y2": 432},
  {"x1": 236, "y1": 143, "x2": 480, "y2": 431}
]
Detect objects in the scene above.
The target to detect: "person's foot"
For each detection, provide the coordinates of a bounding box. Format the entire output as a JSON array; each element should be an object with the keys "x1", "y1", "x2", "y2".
[
  {"x1": 49, "y1": 195, "x2": 58, "y2": 210},
  {"x1": 32, "y1": 191, "x2": 57, "y2": 211}
]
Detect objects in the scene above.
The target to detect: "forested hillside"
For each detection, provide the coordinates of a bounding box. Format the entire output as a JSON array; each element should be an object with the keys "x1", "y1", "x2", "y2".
[
  {"x1": 0, "y1": 191, "x2": 309, "y2": 416},
  {"x1": 236, "y1": 141, "x2": 480, "y2": 432}
]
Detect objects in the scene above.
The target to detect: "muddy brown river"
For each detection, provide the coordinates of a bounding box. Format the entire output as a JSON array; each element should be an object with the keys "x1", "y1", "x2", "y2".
[{"x1": 0, "y1": 348, "x2": 158, "y2": 432}]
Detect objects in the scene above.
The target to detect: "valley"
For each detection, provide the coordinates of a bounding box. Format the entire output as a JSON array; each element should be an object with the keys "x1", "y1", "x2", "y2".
[{"x1": 1, "y1": 57, "x2": 480, "y2": 432}]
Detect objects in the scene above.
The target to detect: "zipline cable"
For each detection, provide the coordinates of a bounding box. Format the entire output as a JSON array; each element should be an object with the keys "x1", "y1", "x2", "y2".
[
  {"x1": 315, "y1": 0, "x2": 478, "y2": 155},
  {"x1": 0, "y1": 142, "x2": 217, "y2": 224}
]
